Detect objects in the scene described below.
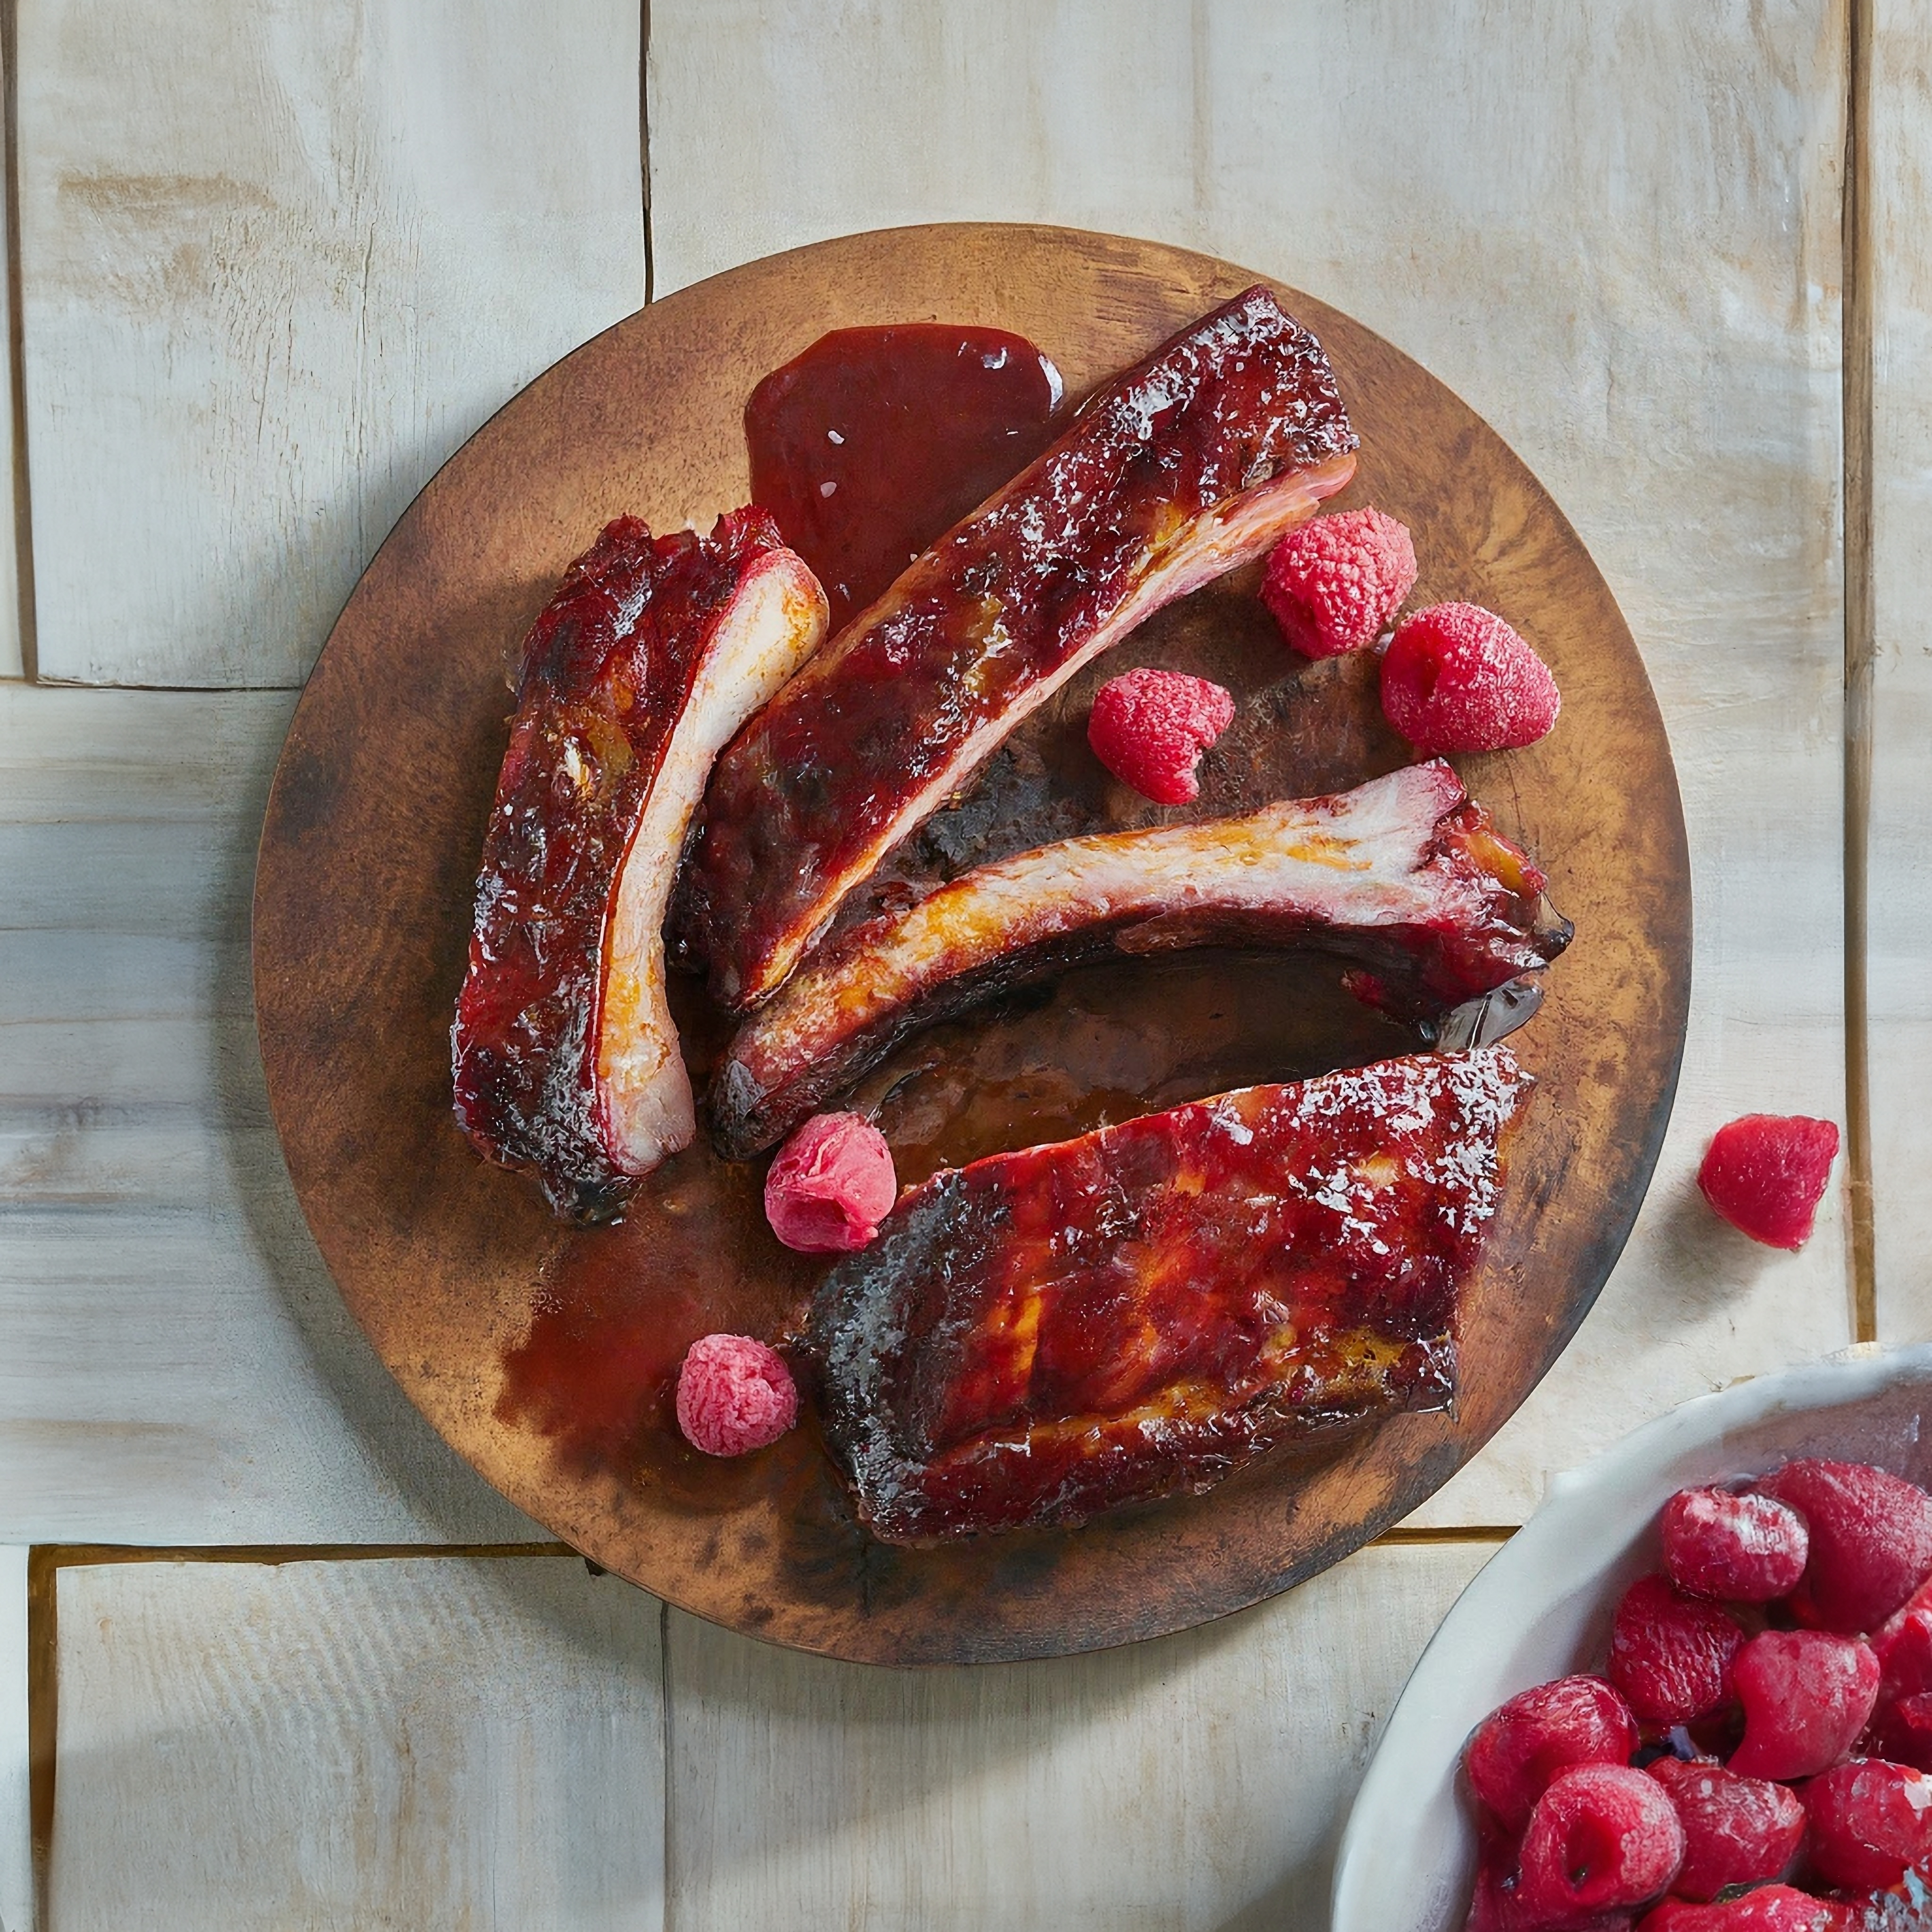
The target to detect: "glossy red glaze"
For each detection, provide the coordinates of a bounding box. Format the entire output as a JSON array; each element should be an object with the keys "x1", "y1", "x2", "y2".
[
  {"x1": 677, "y1": 284, "x2": 1360, "y2": 1010},
  {"x1": 746, "y1": 322, "x2": 1062, "y2": 633},
  {"x1": 806, "y1": 1047, "x2": 1530, "y2": 1543},
  {"x1": 451, "y1": 508, "x2": 791, "y2": 1220}
]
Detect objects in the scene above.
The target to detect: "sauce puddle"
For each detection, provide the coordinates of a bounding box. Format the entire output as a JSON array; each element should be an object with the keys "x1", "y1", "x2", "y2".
[{"x1": 746, "y1": 324, "x2": 1063, "y2": 632}]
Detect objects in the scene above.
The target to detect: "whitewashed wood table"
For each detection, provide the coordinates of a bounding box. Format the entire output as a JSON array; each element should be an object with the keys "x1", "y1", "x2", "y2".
[{"x1": 0, "y1": 2, "x2": 1914, "y2": 1925}]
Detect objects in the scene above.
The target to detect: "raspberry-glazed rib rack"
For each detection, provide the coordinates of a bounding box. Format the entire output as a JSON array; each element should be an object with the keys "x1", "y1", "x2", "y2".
[
  {"x1": 709, "y1": 760, "x2": 1568, "y2": 1158},
  {"x1": 675, "y1": 285, "x2": 1360, "y2": 1011},
  {"x1": 804, "y1": 1046, "x2": 1532, "y2": 1543},
  {"x1": 452, "y1": 510, "x2": 827, "y2": 1221}
]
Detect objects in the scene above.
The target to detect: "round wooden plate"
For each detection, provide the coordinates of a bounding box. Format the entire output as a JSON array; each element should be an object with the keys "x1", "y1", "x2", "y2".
[{"x1": 254, "y1": 224, "x2": 1690, "y2": 1665}]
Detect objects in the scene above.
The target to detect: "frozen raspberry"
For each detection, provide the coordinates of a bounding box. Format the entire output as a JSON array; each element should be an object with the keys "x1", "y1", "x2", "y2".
[
  {"x1": 1380, "y1": 601, "x2": 1561, "y2": 754},
  {"x1": 1876, "y1": 1582, "x2": 1932, "y2": 1682},
  {"x1": 674, "y1": 1333, "x2": 797, "y2": 1457},
  {"x1": 1642, "y1": 1757, "x2": 1804, "y2": 1900},
  {"x1": 1801, "y1": 1757, "x2": 1932, "y2": 1890},
  {"x1": 1757, "y1": 1459, "x2": 1932, "y2": 1634},
  {"x1": 1869, "y1": 1689, "x2": 1932, "y2": 1772},
  {"x1": 1260, "y1": 505, "x2": 1417, "y2": 658},
  {"x1": 1696, "y1": 1116, "x2": 1839, "y2": 1251},
  {"x1": 1608, "y1": 1575, "x2": 1745, "y2": 1726},
  {"x1": 1466, "y1": 1675, "x2": 1641, "y2": 1830},
  {"x1": 1636, "y1": 1890, "x2": 1859, "y2": 1932},
  {"x1": 1728, "y1": 1629, "x2": 1880, "y2": 1779},
  {"x1": 1085, "y1": 667, "x2": 1236, "y2": 805},
  {"x1": 763, "y1": 1111, "x2": 897, "y2": 1253},
  {"x1": 1867, "y1": 1593, "x2": 1932, "y2": 1767},
  {"x1": 1516, "y1": 1764, "x2": 1684, "y2": 1923},
  {"x1": 1462, "y1": 1809, "x2": 1534, "y2": 1932},
  {"x1": 1661, "y1": 1487, "x2": 1809, "y2": 1603}
]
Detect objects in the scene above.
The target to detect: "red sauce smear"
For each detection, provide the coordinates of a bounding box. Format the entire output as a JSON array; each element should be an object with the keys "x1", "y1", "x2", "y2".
[
  {"x1": 494, "y1": 1151, "x2": 818, "y2": 1502},
  {"x1": 745, "y1": 324, "x2": 1063, "y2": 633}
]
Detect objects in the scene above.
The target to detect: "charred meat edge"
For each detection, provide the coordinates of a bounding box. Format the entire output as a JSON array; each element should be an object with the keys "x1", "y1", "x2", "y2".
[
  {"x1": 451, "y1": 511, "x2": 828, "y2": 1221},
  {"x1": 709, "y1": 760, "x2": 1570, "y2": 1158},
  {"x1": 675, "y1": 284, "x2": 1359, "y2": 1011},
  {"x1": 804, "y1": 1046, "x2": 1532, "y2": 1543}
]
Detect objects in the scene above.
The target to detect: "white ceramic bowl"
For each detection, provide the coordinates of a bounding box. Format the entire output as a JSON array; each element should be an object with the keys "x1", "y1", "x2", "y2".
[{"x1": 1332, "y1": 1343, "x2": 1932, "y2": 1932}]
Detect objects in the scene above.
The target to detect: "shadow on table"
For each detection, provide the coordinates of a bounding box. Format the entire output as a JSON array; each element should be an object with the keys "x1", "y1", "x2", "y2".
[{"x1": 209, "y1": 699, "x2": 542, "y2": 1546}]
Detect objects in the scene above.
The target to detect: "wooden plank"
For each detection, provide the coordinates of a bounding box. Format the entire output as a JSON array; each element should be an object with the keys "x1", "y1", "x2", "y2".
[
  {"x1": 47, "y1": 1555, "x2": 664, "y2": 1932},
  {"x1": 0, "y1": 682, "x2": 541, "y2": 1542},
  {"x1": 1866, "y1": 0, "x2": 1932, "y2": 1346},
  {"x1": 16, "y1": 0, "x2": 644, "y2": 688},
  {"x1": 663, "y1": 1540, "x2": 1491, "y2": 1932},
  {"x1": 649, "y1": 0, "x2": 1855, "y2": 1523},
  {"x1": 0, "y1": 1551, "x2": 26, "y2": 1932}
]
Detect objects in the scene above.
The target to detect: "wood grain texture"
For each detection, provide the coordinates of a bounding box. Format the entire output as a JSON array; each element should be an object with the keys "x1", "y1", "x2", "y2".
[
  {"x1": 254, "y1": 225, "x2": 1686, "y2": 1660},
  {"x1": 648, "y1": 0, "x2": 1855, "y2": 1525},
  {"x1": 0, "y1": 1550, "x2": 26, "y2": 1932},
  {"x1": 1866, "y1": 0, "x2": 1932, "y2": 1347},
  {"x1": 16, "y1": 0, "x2": 644, "y2": 688},
  {"x1": 0, "y1": 681, "x2": 543, "y2": 1543},
  {"x1": 664, "y1": 1541, "x2": 1491, "y2": 1932},
  {"x1": 46, "y1": 1555, "x2": 665, "y2": 1932}
]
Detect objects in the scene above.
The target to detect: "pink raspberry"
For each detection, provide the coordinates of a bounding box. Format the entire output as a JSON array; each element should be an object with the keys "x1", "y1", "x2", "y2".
[
  {"x1": 1516, "y1": 1764, "x2": 1684, "y2": 1923},
  {"x1": 1642, "y1": 1757, "x2": 1804, "y2": 1900},
  {"x1": 1801, "y1": 1757, "x2": 1932, "y2": 1890},
  {"x1": 1086, "y1": 667, "x2": 1236, "y2": 805},
  {"x1": 1465, "y1": 1675, "x2": 1641, "y2": 1831},
  {"x1": 1380, "y1": 601, "x2": 1561, "y2": 754},
  {"x1": 1260, "y1": 505, "x2": 1417, "y2": 658},
  {"x1": 1636, "y1": 1890, "x2": 1860, "y2": 1932},
  {"x1": 674, "y1": 1333, "x2": 798, "y2": 1456},
  {"x1": 1757, "y1": 1458, "x2": 1932, "y2": 1634},
  {"x1": 1661, "y1": 1487, "x2": 1809, "y2": 1603},
  {"x1": 1728, "y1": 1628, "x2": 1880, "y2": 1779},
  {"x1": 1607, "y1": 1575, "x2": 1744, "y2": 1726},
  {"x1": 1696, "y1": 1116, "x2": 1838, "y2": 1251},
  {"x1": 763, "y1": 1111, "x2": 897, "y2": 1253}
]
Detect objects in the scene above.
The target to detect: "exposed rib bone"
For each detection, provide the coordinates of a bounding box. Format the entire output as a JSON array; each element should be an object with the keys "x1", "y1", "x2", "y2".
[{"x1": 710, "y1": 761, "x2": 1569, "y2": 1158}]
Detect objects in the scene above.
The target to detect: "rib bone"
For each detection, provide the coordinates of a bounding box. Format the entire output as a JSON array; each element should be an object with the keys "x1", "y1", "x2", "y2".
[{"x1": 710, "y1": 760, "x2": 1569, "y2": 1158}]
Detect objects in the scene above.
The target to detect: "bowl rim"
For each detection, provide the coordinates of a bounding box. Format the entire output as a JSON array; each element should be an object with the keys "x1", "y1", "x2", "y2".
[{"x1": 1331, "y1": 1339, "x2": 1932, "y2": 1930}]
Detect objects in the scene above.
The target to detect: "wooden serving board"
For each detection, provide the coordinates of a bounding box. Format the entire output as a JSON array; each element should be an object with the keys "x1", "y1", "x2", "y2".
[{"x1": 253, "y1": 225, "x2": 1690, "y2": 1664}]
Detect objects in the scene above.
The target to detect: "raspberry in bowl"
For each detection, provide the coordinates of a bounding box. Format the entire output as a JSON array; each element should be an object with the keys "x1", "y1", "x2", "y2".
[{"x1": 1332, "y1": 1345, "x2": 1932, "y2": 1932}]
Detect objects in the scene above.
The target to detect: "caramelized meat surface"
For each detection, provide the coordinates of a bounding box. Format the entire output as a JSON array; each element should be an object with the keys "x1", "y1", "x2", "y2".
[
  {"x1": 805, "y1": 1047, "x2": 1531, "y2": 1543},
  {"x1": 676, "y1": 286, "x2": 1359, "y2": 1010},
  {"x1": 452, "y1": 510, "x2": 827, "y2": 1220},
  {"x1": 710, "y1": 761, "x2": 1569, "y2": 1157}
]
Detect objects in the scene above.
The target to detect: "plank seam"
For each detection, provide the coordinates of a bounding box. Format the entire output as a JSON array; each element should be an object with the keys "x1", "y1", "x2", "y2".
[
  {"x1": 1370, "y1": 1526, "x2": 1516, "y2": 1547},
  {"x1": 1844, "y1": 0, "x2": 1877, "y2": 1344},
  {"x1": 1, "y1": 0, "x2": 35, "y2": 684},
  {"x1": 658, "y1": 1595, "x2": 674, "y2": 1932},
  {"x1": 24, "y1": 1550, "x2": 49, "y2": 1932},
  {"x1": 26, "y1": 1543, "x2": 570, "y2": 1569},
  {"x1": 641, "y1": 0, "x2": 654, "y2": 306},
  {"x1": 26, "y1": 675, "x2": 304, "y2": 693}
]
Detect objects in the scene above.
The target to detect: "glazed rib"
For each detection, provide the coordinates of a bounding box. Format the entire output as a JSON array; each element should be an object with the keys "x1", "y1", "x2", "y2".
[
  {"x1": 452, "y1": 510, "x2": 827, "y2": 1221},
  {"x1": 805, "y1": 1047, "x2": 1531, "y2": 1544},
  {"x1": 709, "y1": 761, "x2": 1570, "y2": 1158},
  {"x1": 675, "y1": 285, "x2": 1359, "y2": 1010}
]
